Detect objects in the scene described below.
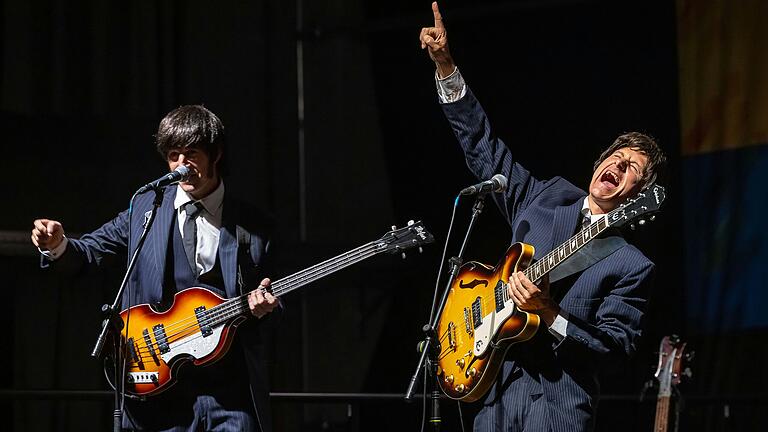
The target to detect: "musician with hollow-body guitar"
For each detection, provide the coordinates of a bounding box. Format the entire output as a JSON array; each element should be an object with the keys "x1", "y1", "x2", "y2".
[{"x1": 420, "y1": 2, "x2": 667, "y2": 430}]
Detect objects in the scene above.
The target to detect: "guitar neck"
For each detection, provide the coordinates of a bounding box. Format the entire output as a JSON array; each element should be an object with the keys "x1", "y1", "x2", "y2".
[
  {"x1": 270, "y1": 241, "x2": 382, "y2": 297},
  {"x1": 523, "y1": 214, "x2": 611, "y2": 283},
  {"x1": 205, "y1": 241, "x2": 385, "y2": 325},
  {"x1": 654, "y1": 395, "x2": 671, "y2": 432}
]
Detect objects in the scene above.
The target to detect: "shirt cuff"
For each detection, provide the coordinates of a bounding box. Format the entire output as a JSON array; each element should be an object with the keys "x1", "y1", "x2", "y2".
[
  {"x1": 435, "y1": 67, "x2": 467, "y2": 104},
  {"x1": 547, "y1": 309, "x2": 570, "y2": 341},
  {"x1": 40, "y1": 237, "x2": 69, "y2": 261}
]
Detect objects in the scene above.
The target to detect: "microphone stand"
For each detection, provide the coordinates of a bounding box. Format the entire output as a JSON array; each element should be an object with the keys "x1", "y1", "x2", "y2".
[
  {"x1": 91, "y1": 187, "x2": 165, "y2": 432},
  {"x1": 405, "y1": 193, "x2": 487, "y2": 430}
]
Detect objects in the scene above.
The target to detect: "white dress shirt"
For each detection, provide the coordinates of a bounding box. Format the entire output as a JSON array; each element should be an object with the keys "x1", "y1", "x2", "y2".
[{"x1": 174, "y1": 181, "x2": 225, "y2": 276}]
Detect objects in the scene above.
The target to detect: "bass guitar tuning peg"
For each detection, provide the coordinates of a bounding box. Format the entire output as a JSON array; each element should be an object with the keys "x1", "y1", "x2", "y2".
[
  {"x1": 407, "y1": 220, "x2": 415, "y2": 226},
  {"x1": 682, "y1": 367, "x2": 693, "y2": 379},
  {"x1": 391, "y1": 225, "x2": 397, "y2": 231},
  {"x1": 630, "y1": 223, "x2": 636, "y2": 230},
  {"x1": 402, "y1": 252, "x2": 407, "y2": 260}
]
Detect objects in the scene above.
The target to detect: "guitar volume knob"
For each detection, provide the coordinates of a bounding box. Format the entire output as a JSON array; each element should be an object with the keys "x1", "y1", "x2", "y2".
[
  {"x1": 445, "y1": 375, "x2": 454, "y2": 385},
  {"x1": 455, "y1": 384, "x2": 466, "y2": 393},
  {"x1": 468, "y1": 367, "x2": 478, "y2": 377},
  {"x1": 456, "y1": 358, "x2": 465, "y2": 369}
]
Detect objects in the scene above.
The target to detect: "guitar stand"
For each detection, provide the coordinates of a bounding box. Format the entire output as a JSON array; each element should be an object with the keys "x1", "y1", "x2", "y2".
[
  {"x1": 91, "y1": 186, "x2": 165, "y2": 432},
  {"x1": 405, "y1": 194, "x2": 487, "y2": 431}
]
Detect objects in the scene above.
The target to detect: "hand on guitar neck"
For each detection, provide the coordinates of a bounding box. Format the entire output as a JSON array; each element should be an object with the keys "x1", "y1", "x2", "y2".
[
  {"x1": 508, "y1": 272, "x2": 561, "y2": 326},
  {"x1": 246, "y1": 278, "x2": 278, "y2": 318}
]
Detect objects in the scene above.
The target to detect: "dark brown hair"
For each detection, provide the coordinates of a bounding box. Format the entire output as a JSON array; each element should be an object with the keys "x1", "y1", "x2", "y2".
[
  {"x1": 593, "y1": 132, "x2": 667, "y2": 187},
  {"x1": 155, "y1": 105, "x2": 227, "y2": 175}
]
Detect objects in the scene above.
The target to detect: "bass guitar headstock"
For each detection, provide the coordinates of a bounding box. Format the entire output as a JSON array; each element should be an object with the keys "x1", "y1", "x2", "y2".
[
  {"x1": 654, "y1": 334, "x2": 692, "y2": 396},
  {"x1": 376, "y1": 220, "x2": 434, "y2": 257}
]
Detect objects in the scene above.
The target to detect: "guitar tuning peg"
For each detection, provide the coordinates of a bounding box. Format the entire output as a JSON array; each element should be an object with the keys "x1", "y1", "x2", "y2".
[
  {"x1": 650, "y1": 215, "x2": 656, "y2": 222},
  {"x1": 407, "y1": 220, "x2": 415, "y2": 226},
  {"x1": 401, "y1": 252, "x2": 407, "y2": 260},
  {"x1": 418, "y1": 247, "x2": 423, "y2": 254},
  {"x1": 682, "y1": 367, "x2": 693, "y2": 379},
  {"x1": 638, "y1": 219, "x2": 646, "y2": 226},
  {"x1": 391, "y1": 225, "x2": 397, "y2": 231},
  {"x1": 685, "y1": 350, "x2": 695, "y2": 361},
  {"x1": 630, "y1": 223, "x2": 636, "y2": 230}
]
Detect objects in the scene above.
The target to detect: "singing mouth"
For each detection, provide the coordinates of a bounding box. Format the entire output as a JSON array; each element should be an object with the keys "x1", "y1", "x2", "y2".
[{"x1": 600, "y1": 170, "x2": 620, "y2": 187}]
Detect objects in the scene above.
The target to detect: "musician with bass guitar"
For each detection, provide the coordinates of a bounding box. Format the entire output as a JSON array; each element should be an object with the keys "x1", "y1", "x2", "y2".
[
  {"x1": 31, "y1": 105, "x2": 279, "y2": 431},
  {"x1": 420, "y1": 2, "x2": 668, "y2": 431}
]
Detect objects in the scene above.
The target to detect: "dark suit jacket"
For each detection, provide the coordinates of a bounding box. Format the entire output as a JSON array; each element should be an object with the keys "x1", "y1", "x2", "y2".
[
  {"x1": 442, "y1": 89, "x2": 654, "y2": 431},
  {"x1": 51, "y1": 185, "x2": 276, "y2": 431}
]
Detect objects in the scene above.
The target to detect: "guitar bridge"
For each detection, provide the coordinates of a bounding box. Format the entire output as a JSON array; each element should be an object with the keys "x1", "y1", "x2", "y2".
[{"x1": 447, "y1": 322, "x2": 457, "y2": 350}]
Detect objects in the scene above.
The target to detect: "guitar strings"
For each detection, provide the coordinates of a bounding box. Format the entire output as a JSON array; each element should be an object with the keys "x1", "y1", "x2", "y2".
[
  {"x1": 427, "y1": 216, "x2": 620, "y2": 373},
  {"x1": 130, "y1": 242, "x2": 378, "y2": 350},
  {"x1": 127, "y1": 242, "x2": 381, "y2": 358},
  {"x1": 129, "y1": 228, "x2": 429, "y2": 360}
]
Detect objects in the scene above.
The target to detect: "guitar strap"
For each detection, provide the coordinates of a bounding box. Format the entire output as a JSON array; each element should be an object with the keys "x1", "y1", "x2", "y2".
[{"x1": 548, "y1": 229, "x2": 627, "y2": 284}]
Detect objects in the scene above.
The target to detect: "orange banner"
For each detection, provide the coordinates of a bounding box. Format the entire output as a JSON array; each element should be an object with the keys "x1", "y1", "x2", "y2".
[{"x1": 677, "y1": 0, "x2": 768, "y2": 155}]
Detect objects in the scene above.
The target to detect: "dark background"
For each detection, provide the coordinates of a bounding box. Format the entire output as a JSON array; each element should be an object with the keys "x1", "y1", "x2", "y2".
[{"x1": 1, "y1": 0, "x2": 763, "y2": 431}]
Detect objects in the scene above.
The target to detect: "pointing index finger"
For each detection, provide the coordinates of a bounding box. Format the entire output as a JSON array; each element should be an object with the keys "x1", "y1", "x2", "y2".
[{"x1": 432, "y1": 2, "x2": 444, "y2": 29}]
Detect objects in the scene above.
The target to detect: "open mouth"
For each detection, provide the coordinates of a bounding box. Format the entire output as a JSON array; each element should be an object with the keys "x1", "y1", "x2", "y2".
[{"x1": 600, "y1": 170, "x2": 620, "y2": 188}]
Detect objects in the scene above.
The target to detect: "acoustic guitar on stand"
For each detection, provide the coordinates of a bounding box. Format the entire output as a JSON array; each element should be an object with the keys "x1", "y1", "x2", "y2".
[
  {"x1": 118, "y1": 221, "x2": 433, "y2": 397},
  {"x1": 434, "y1": 184, "x2": 666, "y2": 402}
]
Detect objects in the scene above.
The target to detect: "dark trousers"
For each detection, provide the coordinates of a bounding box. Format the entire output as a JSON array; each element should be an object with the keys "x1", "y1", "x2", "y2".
[{"x1": 473, "y1": 364, "x2": 551, "y2": 432}]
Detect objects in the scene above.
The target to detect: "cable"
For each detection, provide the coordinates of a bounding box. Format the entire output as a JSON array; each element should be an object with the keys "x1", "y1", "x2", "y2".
[{"x1": 428, "y1": 195, "x2": 460, "y2": 324}]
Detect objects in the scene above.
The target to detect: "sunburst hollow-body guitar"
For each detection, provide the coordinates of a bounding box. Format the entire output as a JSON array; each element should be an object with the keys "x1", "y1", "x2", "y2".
[{"x1": 435, "y1": 184, "x2": 666, "y2": 401}]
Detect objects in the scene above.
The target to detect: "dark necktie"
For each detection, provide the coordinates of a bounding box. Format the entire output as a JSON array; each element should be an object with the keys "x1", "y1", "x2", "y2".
[
  {"x1": 580, "y1": 210, "x2": 592, "y2": 231},
  {"x1": 182, "y1": 201, "x2": 204, "y2": 275}
]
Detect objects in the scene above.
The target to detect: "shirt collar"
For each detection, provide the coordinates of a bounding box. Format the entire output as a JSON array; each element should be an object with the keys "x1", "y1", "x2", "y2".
[
  {"x1": 581, "y1": 196, "x2": 602, "y2": 223},
  {"x1": 174, "y1": 180, "x2": 225, "y2": 217}
]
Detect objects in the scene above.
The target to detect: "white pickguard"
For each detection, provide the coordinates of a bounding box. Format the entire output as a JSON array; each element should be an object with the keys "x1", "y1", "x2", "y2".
[
  {"x1": 472, "y1": 297, "x2": 516, "y2": 357},
  {"x1": 160, "y1": 325, "x2": 224, "y2": 363}
]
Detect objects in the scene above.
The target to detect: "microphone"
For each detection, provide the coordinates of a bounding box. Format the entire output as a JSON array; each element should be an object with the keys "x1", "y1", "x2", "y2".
[
  {"x1": 459, "y1": 174, "x2": 507, "y2": 196},
  {"x1": 136, "y1": 165, "x2": 192, "y2": 194}
]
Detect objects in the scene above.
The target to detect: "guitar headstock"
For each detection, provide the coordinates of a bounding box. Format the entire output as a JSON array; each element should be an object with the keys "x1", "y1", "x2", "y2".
[
  {"x1": 654, "y1": 334, "x2": 691, "y2": 396},
  {"x1": 607, "y1": 183, "x2": 666, "y2": 230},
  {"x1": 377, "y1": 220, "x2": 434, "y2": 255}
]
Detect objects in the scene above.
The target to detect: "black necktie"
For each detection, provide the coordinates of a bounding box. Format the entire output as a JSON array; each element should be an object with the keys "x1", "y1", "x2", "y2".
[
  {"x1": 182, "y1": 201, "x2": 204, "y2": 275},
  {"x1": 580, "y1": 210, "x2": 592, "y2": 231}
]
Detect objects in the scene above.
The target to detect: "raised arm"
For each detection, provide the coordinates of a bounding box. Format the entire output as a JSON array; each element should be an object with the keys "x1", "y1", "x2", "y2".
[
  {"x1": 420, "y1": 2, "x2": 456, "y2": 78},
  {"x1": 421, "y1": 3, "x2": 542, "y2": 224}
]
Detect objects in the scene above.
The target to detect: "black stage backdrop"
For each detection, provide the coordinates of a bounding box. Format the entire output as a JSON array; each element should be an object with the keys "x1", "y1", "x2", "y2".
[{"x1": 1, "y1": 0, "x2": 765, "y2": 431}]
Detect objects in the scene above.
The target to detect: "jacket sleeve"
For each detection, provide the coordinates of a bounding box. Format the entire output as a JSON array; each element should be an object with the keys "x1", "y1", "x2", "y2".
[
  {"x1": 50, "y1": 209, "x2": 131, "y2": 271},
  {"x1": 440, "y1": 87, "x2": 544, "y2": 224},
  {"x1": 554, "y1": 259, "x2": 655, "y2": 366}
]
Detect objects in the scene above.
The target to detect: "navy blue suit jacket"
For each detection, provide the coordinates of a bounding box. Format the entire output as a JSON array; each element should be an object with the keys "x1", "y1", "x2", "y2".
[
  {"x1": 52, "y1": 185, "x2": 275, "y2": 431},
  {"x1": 442, "y1": 89, "x2": 654, "y2": 431}
]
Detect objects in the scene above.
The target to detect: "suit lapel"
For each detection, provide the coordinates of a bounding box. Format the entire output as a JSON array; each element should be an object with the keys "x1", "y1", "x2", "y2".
[
  {"x1": 551, "y1": 197, "x2": 585, "y2": 252},
  {"x1": 219, "y1": 199, "x2": 239, "y2": 298}
]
